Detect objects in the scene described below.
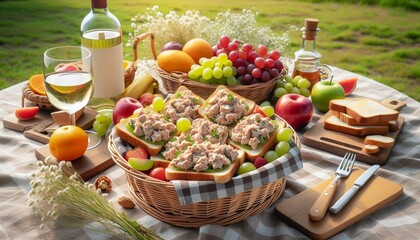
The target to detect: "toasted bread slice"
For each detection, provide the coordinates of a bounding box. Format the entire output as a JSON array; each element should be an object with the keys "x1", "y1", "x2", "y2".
[
  {"x1": 198, "y1": 85, "x2": 255, "y2": 126},
  {"x1": 329, "y1": 98, "x2": 399, "y2": 125},
  {"x1": 115, "y1": 117, "x2": 176, "y2": 156},
  {"x1": 228, "y1": 114, "x2": 280, "y2": 162},
  {"x1": 364, "y1": 135, "x2": 395, "y2": 148},
  {"x1": 324, "y1": 115, "x2": 389, "y2": 136},
  {"x1": 363, "y1": 144, "x2": 380, "y2": 154},
  {"x1": 161, "y1": 86, "x2": 205, "y2": 123},
  {"x1": 165, "y1": 150, "x2": 245, "y2": 183},
  {"x1": 150, "y1": 155, "x2": 171, "y2": 168},
  {"x1": 330, "y1": 110, "x2": 389, "y2": 126}
]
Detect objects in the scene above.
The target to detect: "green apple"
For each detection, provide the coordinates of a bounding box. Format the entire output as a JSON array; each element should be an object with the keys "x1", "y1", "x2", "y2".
[{"x1": 311, "y1": 80, "x2": 345, "y2": 112}]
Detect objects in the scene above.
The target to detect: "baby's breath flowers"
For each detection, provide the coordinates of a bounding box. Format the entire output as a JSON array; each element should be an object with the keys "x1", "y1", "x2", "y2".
[
  {"x1": 27, "y1": 156, "x2": 161, "y2": 240},
  {"x1": 127, "y1": 6, "x2": 295, "y2": 55}
]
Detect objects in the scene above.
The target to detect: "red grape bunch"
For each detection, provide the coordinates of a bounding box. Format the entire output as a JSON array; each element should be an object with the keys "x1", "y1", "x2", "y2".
[{"x1": 214, "y1": 35, "x2": 284, "y2": 85}]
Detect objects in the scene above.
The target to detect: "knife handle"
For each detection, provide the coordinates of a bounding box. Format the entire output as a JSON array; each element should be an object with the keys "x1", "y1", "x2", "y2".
[
  {"x1": 309, "y1": 180, "x2": 338, "y2": 221},
  {"x1": 330, "y1": 186, "x2": 358, "y2": 214}
]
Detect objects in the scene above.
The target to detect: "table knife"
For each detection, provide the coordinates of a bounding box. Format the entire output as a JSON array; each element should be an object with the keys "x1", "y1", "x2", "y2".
[{"x1": 329, "y1": 164, "x2": 380, "y2": 214}]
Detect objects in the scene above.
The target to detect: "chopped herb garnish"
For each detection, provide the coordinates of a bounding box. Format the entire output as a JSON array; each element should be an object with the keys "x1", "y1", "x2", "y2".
[
  {"x1": 174, "y1": 150, "x2": 182, "y2": 158},
  {"x1": 176, "y1": 92, "x2": 183, "y2": 98},
  {"x1": 227, "y1": 93, "x2": 235, "y2": 101},
  {"x1": 193, "y1": 98, "x2": 202, "y2": 104},
  {"x1": 211, "y1": 129, "x2": 220, "y2": 138}
]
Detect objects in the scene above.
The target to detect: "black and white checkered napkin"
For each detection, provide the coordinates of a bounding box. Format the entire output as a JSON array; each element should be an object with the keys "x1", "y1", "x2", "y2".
[
  {"x1": 172, "y1": 144, "x2": 302, "y2": 205},
  {"x1": 113, "y1": 130, "x2": 303, "y2": 206}
]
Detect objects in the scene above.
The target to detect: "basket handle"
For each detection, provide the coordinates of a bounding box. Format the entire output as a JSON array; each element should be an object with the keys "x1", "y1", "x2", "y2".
[{"x1": 132, "y1": 32, "x2": 158, "y2": 61}]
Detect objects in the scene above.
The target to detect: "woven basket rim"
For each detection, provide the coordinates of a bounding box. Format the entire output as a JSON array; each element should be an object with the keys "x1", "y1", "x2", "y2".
[{"x1": 155, "y1": 62, "x2": 288, "y2": 90}]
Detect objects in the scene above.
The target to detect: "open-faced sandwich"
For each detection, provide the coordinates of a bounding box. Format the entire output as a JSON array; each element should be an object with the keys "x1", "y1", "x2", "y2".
[
  {"x1": 198, "y1": 85, "x2": 255, "y2": 126},
  {"x1": 115, "y1": 108, "x2": 177, "y2": 155},
  {"x1": 228, "y1": 113, "x2": 279, "y2": 162},
  {"x1": 161, "y1": 86, "x2": 204, "y2": 123},
  {"x1": 165, "y1": 142, "x2": 245, "y2": 183}
]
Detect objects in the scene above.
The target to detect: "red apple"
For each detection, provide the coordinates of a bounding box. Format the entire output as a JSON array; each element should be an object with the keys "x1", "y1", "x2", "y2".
[
  {"x1": 149, "y1": 167, "x2": 168, "y2": 181},
  {"x1": 275, "y1": 93, "x2": 313, "y2": 131},
  {"x1": 311, "y1": 80, "x2": 345, "y2": 112},
  {"x1": 113, "y1": 97, "x2": 143, "y2": 124},
  {"x1": 161, "y1": 42, "x2": 184, "y2": 52},
  {"x1": 137, "y1": 92, "x2": 155, "y2": 106}
]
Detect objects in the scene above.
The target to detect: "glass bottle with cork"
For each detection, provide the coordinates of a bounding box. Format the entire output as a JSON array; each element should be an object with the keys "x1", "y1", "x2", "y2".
[
  {"x1": 292, "y1": 18, "x2": 331, "y2": 90},
  {"x1": 81, "y1": 0, "x2": 125, "y2": 112}
]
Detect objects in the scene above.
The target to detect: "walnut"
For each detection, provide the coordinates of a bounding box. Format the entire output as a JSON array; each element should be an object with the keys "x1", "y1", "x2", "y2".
[
  {"x1": 117, "y1": 196, "x2": 135, "y2": 209},
  {"x1": 94, "y1": 175, "x2": 112, "y2": 193}
]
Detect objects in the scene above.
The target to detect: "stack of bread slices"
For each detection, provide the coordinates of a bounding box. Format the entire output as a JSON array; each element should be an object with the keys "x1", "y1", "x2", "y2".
[{"x1": 324, "y1": 97, "x2": 399, "y2": 154}]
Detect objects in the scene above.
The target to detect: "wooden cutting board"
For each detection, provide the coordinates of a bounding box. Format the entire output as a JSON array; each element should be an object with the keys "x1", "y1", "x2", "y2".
[
  {"x1": 274, "y1": 168, "x2": 403, "y2": 240},
  {"x1": 301, "y1": 99, "x2": 405, "y2": 165},
  {"x1": 2, "y1": 107, "x2": 96, "y2": 143},
  {"x1": 35, "y1": 137, "x2": 114, "y2": 181}
]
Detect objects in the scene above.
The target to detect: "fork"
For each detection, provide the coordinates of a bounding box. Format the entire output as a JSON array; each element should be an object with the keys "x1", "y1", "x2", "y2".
[{"x1": 309, "y1": 152, "x2": 356, "y2": 221}]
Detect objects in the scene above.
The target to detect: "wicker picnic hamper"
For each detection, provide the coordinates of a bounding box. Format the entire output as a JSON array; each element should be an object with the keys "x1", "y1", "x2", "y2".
[
  {"x1": 131, "y1": 32, "x2": 288, "y2": 104},
  {"x1": 108, "y1": 118, "x2": 301, "y2": 228}
]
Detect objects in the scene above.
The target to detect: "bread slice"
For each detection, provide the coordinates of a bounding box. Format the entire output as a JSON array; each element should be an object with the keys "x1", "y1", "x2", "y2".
[
  {"x1": 115, "y1": 117, "x2": 172, "y2": 156},
  {"x1": 364, "y1": 135, "x2": 395, "y2": 148},
  {"x1": 198, "y1": 85, "x2": 255, "y2": 126},
  {"x1": 324, "y1": 115, "x2": 389, "y2": 136},
  {"x1": 228, "y1": 115, "x2": 281, "y2": 162},
  {"x1": 329, "y1": 98, "x2": 399, "y2": 125},
  {"x1": 165, "y1": 150, "x2": 245, "y2": 183},
  {"x1": 330, "y1": 110, "x2": 389, "y2": 126},
  {"x1": 363, "y1": 144, "x2": 380, "y2": 154}
]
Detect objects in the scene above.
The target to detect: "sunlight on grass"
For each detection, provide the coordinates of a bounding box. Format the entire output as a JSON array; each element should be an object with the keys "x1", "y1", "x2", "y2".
[{"x1": 0, "y1": 0, "x2": 419, "y2": 101}]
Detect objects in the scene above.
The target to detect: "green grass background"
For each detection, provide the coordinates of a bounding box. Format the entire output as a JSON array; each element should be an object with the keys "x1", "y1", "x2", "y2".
[{"x1": 1, "y1": 0, "x2": 419, "y2": 101}]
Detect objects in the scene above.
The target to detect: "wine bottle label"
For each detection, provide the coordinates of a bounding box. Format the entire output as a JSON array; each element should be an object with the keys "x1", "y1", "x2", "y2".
[{"x1": 81, "y1": 29, "x2": 124, "y2": 98}]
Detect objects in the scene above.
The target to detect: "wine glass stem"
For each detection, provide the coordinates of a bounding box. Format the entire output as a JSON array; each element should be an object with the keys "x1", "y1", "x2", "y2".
[{"x1": 70, "y1": 112, "x2": 76, "y2": 126}]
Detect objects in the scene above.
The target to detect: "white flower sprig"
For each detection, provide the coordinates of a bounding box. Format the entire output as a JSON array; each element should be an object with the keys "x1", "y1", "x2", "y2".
[
  {"x1": 127, "y1": 6, "x2": 295, "y2": 55},
  {"x1": 28, "y1": 156, "x2": 161, "y2": 240}
]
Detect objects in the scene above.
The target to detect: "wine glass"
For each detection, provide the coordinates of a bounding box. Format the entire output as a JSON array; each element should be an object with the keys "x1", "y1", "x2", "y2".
[{"x1": 43, "y1": 46, "x2": 101, "y2": 149}]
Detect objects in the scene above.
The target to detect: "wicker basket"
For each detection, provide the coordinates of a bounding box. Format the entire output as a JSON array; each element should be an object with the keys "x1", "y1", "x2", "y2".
[
  {"x1": 108, "y1": 120, "x2": 300, "y2": 228},
  {"x1": 22, "y1": 83, "x2": 55, "y2": 109},
  {"x1": 130, "y1": 32, "x2": 288, "y2": 104},
  {"x1": 155, "y1": 63, "x2": 288, "y2": 104}
]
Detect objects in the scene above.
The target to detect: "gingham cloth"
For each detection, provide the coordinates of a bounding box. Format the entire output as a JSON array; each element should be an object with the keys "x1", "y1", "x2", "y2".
[
  {"x1": 1, "y1": 66, "x2": 419, "y2": 240},
  {"x1": 171, "y1": 144, "x2": 302, "y2": 205}
]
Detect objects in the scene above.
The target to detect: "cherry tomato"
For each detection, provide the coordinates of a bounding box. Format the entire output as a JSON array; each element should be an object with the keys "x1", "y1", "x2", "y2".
[
  {"x1": 124, "y1": 146, "x2": 149, "y2": 161},
  {"x1": 15, "y1": 106, "x2": 39, "y2": 121},
  {"x1": 149, "y1": 167, "x2": 167, "y2": 181}
]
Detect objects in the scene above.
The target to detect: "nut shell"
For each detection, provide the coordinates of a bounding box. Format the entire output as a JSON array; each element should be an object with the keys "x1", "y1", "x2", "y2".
[{"x1": 117, "y1": 196, "x2": 135, "y2": 209}]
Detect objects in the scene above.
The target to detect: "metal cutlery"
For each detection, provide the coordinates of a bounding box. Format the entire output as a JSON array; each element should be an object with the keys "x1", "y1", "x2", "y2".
[
  {"x1": 330, "y1": 164, "x2": 380, "y2": 214},
  {"x1": 309, "y1": 152, "x2": 356, "y2": 221}
]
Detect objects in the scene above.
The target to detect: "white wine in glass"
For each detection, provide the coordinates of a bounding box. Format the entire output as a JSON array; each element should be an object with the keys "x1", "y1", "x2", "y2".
[{"x1": 43, "y1": 46, "x2": 101, "y2": 149}]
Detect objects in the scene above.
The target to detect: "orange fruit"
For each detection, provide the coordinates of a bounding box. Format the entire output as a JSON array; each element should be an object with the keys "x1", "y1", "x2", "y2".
[
  {"x1": 49, "y1": 125, "x2": 88, "y2": 161},
  {"x1": 157, "y1": 50, "x2": 195, "y2": 73},
  {"x1": 182, "y1": 38, "x2": 213, "y2": 63},
  {"x1": 28, "y1": 74, "x2": 46, "y2": 96}
]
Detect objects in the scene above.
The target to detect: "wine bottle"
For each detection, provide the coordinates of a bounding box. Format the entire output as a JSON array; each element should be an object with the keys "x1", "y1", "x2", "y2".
[{"x1": 81, "y1": 0, "x2": 125, "y2": 112}]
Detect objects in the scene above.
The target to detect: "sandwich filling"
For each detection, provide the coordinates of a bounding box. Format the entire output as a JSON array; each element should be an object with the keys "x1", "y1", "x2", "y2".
[
  {"x1": 164, "y1": 89, "x2": 202, "y2": 123},
  {"x1": 169, "y1": 142, "x2": 239, "y2": 172},
  {"x1": 128, "y1": 110, "x2": 177, "y2": 143},
  {"x1": 230, "y1": 113, "x2": 275, "y2": 150},
  {"x1": 163, "y1": 118, "x2": 229, "y2": 161},
  {"x1": 204, "y1": 91, "x2": 248, "y2": 125}
]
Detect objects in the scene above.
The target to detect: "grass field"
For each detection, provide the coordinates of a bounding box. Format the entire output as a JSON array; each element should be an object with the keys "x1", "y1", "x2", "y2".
[{"x1": 0, "y1": 0, "x2": 419, "y2": 101}]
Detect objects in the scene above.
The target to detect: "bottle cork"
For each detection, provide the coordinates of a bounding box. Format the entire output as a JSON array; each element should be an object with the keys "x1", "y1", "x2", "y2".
[{"x1": 304, "y1": 18, "x2": 319, "y2": 40}]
